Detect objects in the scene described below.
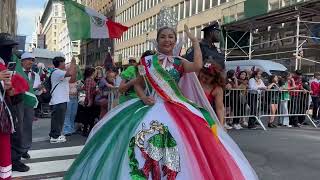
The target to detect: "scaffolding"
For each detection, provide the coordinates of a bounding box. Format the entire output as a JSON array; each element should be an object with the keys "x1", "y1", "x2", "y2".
[{"x1": 222, "y1": 0, "x2": 320, "y2": 71}]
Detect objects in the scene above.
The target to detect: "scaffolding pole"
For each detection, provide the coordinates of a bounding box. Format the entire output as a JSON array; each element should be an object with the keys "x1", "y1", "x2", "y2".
[
  {"x1": 295, "y1": 15, "x2": 300, "y2": 70},
  {"x1": 225, "y1": 31, "x2": 228, "y2": 62},
  {"x1": 249, "y1": 29, "x2": 253, "y2": 60}
]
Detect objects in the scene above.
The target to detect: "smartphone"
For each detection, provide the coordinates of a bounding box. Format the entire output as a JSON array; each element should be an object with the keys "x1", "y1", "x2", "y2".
[{"x1": 7, "y1": 62, "x2": 16, "y2": 78}]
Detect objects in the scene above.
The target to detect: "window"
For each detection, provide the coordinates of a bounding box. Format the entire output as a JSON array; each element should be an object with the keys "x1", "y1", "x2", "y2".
[
  {"x1": 198, "y1": 0, "x2": 203, "y2": 12},
  {"x1": 54, "y1": 32, "x2": 56, "y2": 37},
  {"x1": 185, "y1": 1, "x2": 190, "y2": 18},
  {"x1": 179, "y1": 2, "x2": 184, "y2": 20},
  {"x1": 196, "y1": 26, "x2": 201, "y2": 39},
  {"x1": 54, "y1": 25, "x2": 57, "y2": 29},
  {"x1": 204, "y1": 0, "x2": 210, "y2": 10},
  {"x1": 191, "y1": 0, "x2": 196, "y2": 15},
  {"x1": 220, "y1": 0, "x2": 227, "y2": 4},
  {"x1": 54, "y1": 40, "x2": 57, "y2": 45},
  {"x1": 212, "y1": 0, "x2": 218, "y2": 7}
]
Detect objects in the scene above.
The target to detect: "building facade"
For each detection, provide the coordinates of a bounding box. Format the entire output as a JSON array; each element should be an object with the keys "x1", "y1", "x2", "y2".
[
  {"x1": 114, "y1": 0, "x2": 246, "y2": 64},
  {"x1": 0, "y1": 0, "x2": 17, "y2": 35},
  {"x1": 59, "y1": 23, "x2": 80, "y2": 63},
  {"x1": 79, "y1": 0, "x2": 115, "y2": 67}
]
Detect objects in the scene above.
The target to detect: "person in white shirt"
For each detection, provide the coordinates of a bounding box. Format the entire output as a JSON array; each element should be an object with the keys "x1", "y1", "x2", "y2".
[
  {"x1": 248, "y1": 69, "x2": 266, "y2": 129},
  {"x1": 49, "y1": 57, "x2": 76, "y2": 143}
]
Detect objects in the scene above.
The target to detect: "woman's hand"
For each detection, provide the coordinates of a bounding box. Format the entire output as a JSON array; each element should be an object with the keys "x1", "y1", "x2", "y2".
[
  {"x1": 0, "y1": 70, "x2": 11, "y2": 81},
  {"x1": 184, "y1": 24, "x2": 198, "y2": 43},
  {"x1": 141, "y1": 96, "x2": 155, "y2": 106}
]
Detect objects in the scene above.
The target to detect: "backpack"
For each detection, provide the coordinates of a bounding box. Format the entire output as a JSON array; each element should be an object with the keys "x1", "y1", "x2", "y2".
[{"x1": 39, "y1": 70, "x2": 60, "y2": 103}]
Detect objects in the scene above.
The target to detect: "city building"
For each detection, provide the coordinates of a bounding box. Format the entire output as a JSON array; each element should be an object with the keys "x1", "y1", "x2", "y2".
[
  {"x1": 78, "y1": 0, "x2": 115, "y2": 67},
  {"x1": 40, "y1": 0, "x2": 82, "y2": 63},
  {"x1": 114, "y1": 0, "x2": 244, "y2": 64},
  {"x1": 59, "y1": 23, "x2": 80, "y2": 63},
  {"x1": 0, "y1": 0, "x2": 17, "y2": 35},
  {"x1": 15, "y1": 35, "x2": 26, "y2": 52}
]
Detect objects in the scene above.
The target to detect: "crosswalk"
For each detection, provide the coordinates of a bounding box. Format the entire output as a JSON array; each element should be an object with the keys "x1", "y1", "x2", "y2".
[{"x1": 12, "y1": 145, "x2": 84, "y2": 180}]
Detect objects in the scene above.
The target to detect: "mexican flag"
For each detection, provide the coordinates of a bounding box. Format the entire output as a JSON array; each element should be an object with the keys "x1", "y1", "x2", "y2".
[
  {"x1": 12, "y1": 55, "x2": 39, "y2": 108},
  {"x1": 64, "y1": 0, "x2": 128, "y2": 41}
]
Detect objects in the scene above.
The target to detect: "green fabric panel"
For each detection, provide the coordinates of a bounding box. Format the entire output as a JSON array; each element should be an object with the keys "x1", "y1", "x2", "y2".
[
  {"x1": 121, "y1": 66, "x2": 137, "y2": 80},
  {"x1": 64, "y1": 0, "x2": 91, "y2": 41},
  {"x1": 64, "y1": 100, "x2": 150, "y2": 180},
  {"x1": 244, "y1": 0, "x2": 268, "y2": 18}
]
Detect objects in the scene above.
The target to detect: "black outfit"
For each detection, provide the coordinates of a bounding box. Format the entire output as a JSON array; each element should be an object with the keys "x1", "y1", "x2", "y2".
[
  {"x1": 184, "y1": 40, "x2": 225, "y2": 70},
  {"x1": 248, "y1": 93, "x2": 259, "y2": 128},
  {"x1": 49, "y1": 103, "x2": 67, "y2": 138}
]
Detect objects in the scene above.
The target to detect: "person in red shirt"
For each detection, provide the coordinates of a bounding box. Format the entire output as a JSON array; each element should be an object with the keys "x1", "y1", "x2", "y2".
[{"x1": 310, "y1": 72, "x2": 320, "y2": 120}]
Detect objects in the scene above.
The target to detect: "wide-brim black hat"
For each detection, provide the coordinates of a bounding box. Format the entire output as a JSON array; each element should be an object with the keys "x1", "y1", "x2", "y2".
[
  {"x1": 0, "y1": 33, "x2": 19, "y2": 47},
  {"x1": 201, "y1": 22, "x2": 221, "y2": 32}
]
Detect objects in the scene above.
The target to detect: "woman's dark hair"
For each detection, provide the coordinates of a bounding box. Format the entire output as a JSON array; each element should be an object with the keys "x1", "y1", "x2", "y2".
[
  {"x1": 269, "y1": 75, "x2": 277, "y2": 83},
  {"x1": 156, "y1": 27, "x2": 177, "y2": 42},
  {"x1": 251, "y1": 68, "x2": 262, "y2": 78},
  {"x1": 52, "y1": 56, "x2": 65, "y2": 68},
  {"x1": 238, "y1": 71, "x2": 248, "y2": 80},
  {"x1": 200, "y1": 62, "x2": 225, "y2": 88},
  {"x1": 83, "y1": 67, "x2": 95, "y2": 80},
  {"x1": 226, "y1": 70, "x2": 235, "y2": 79},
  {"x1": 141, "y1": 50, "x2": 156, "y2": 58}
]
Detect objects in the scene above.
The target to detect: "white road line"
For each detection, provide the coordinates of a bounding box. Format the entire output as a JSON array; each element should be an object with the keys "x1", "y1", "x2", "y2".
[
  {"x1": 29, "y1": 145, "x2": 84, "y2": 159},
  {"x1": 13, "y1": 159, "x2": 74, "y2": 178}
]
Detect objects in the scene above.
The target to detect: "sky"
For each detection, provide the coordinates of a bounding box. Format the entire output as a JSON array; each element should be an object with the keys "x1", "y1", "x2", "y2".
[{"x1": 17, "y1": 0, "x2": 47, "y2": 45}]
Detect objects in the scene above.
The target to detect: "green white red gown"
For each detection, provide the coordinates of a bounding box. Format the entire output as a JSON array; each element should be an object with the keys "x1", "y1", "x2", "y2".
[{"x1": 65, "y1": 54, "x2": 258, "y2": 180}]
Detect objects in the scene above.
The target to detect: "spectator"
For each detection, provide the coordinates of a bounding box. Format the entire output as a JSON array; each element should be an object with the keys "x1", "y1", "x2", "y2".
[
  {"x1": 95, "y1": 70, "x2": 116, "y2": 119},
  {"x1": 198, "y1": 61, "x2": 225, "y2": 125},
  {"x1": 15, "y1": 52, "x2": 42, "y2": 161},
  {"x1": 238, "y1": 71, "x2": 249, "y2": 127},
  {"x1": 248, "y1": 69, "x2": 266, "y2": 129},
  {"x1": 49, "y1": 57, "x2": 76, "y2": 143},
  {"x1": 238, "y1": 71, "x2": 249, "y2": 88},
  {"x1": 82, "y1": 67, "x2": 98, "y2": 136},
  {"x1": 0, "y1": 32, "x2": 20, "y2": 177},
  {"x1": 225, "y1": 70, "x2": 240, "y2": 129},
  {"x1": 310, "y1": 72, "x2": 320, "y2": 121},
  {"x1": 279, "y1": 73, "x2": 293, "y2": 127},
  {"x1": 63, "y1": 78, "x2": 81, "y2": 136},
  {"x1": 267, "y1": 75, "x2": 280, "y2": 128},
  {"x1": 289, "y1": 70, "x2": 304, "y2": 127}
]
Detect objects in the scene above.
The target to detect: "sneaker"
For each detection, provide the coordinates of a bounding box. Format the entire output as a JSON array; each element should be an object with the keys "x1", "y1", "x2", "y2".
[
  {"x1": 284, "y1": 125, "x2": 292, "y2": 128},
  {"x1": 225, "y1": 124, "x2": 233, "y2": 130},
  {"x1": 242, "y1": 121, "x2": 248, "y2": 127},
  {"x1": 233, "y1": 124, "x2": 242, "y2": 130},
  {"x1": 12, "y1": 161, "x2": 30, "y2": 172},
  {"x1": 50, "y1": 136, "x2": 67, "y2": 144}
]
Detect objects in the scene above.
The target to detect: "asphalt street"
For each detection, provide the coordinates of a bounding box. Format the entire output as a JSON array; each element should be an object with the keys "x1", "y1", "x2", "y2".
[{"x1": 14, "y1": 118, "x2": 320, "y2": 180}]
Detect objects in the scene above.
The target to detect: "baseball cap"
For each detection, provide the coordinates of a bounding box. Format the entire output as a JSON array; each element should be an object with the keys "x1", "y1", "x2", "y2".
[{"x1": 21, "y1": 52, "x2": 35, "y2": 61}]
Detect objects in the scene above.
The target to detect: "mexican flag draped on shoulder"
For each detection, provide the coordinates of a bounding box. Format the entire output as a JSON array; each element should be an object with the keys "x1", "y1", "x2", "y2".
[{"x1": 64, "y1": 0, "x2": 128, "y2": 40}]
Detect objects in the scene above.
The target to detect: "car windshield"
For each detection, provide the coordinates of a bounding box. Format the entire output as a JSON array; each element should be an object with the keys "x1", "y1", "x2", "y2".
[{"x1": 270, "y1": 70, "x2": 287, "y2": 77}]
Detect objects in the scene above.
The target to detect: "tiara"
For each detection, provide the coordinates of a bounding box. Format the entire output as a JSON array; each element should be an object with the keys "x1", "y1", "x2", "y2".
[{"x1": 157, "y1": 6, "x2": 178, "y2": 30}]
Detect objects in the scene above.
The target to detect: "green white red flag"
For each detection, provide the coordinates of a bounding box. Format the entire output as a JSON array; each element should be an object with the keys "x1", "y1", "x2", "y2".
[{"x1": 64, "y1": 0, "x2": 128, "y2": 40}]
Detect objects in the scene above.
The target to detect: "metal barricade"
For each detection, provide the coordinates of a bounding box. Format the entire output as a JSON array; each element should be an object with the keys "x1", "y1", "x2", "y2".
[
  {"x1": 105, "y1": 88, "x2": 120, "y2": 112},
  {"x1": 224, "y1": 89, "x2": 266, "y2": 129},
  {"x1": 225, "y1": 88, "x2": 317, "y2": 130},
  {"x1": 259, "y1": 89, "x2": 316, "y2": 128}
]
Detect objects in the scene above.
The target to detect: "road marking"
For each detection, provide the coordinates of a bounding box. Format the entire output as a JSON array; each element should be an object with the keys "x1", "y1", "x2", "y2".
[
  {"x1": 12, "y1": 145, "x2": 84, "y2": 179},
  {"x1": 13, "y1": 159, "x2": 74, "y2": 178},
  {"x1": 28, "y1": 145, "x2": 84, "y2": 159}
]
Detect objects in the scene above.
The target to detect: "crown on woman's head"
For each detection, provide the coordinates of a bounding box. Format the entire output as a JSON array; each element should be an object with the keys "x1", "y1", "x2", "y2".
[{"x1": 157, "y1": 6, "x2": 178, "y2": 31}]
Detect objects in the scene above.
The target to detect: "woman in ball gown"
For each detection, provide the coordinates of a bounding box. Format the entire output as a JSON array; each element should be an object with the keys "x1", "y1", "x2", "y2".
[{"x1": 64, "y1": 24, "x2": 258, "y2": 180}]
